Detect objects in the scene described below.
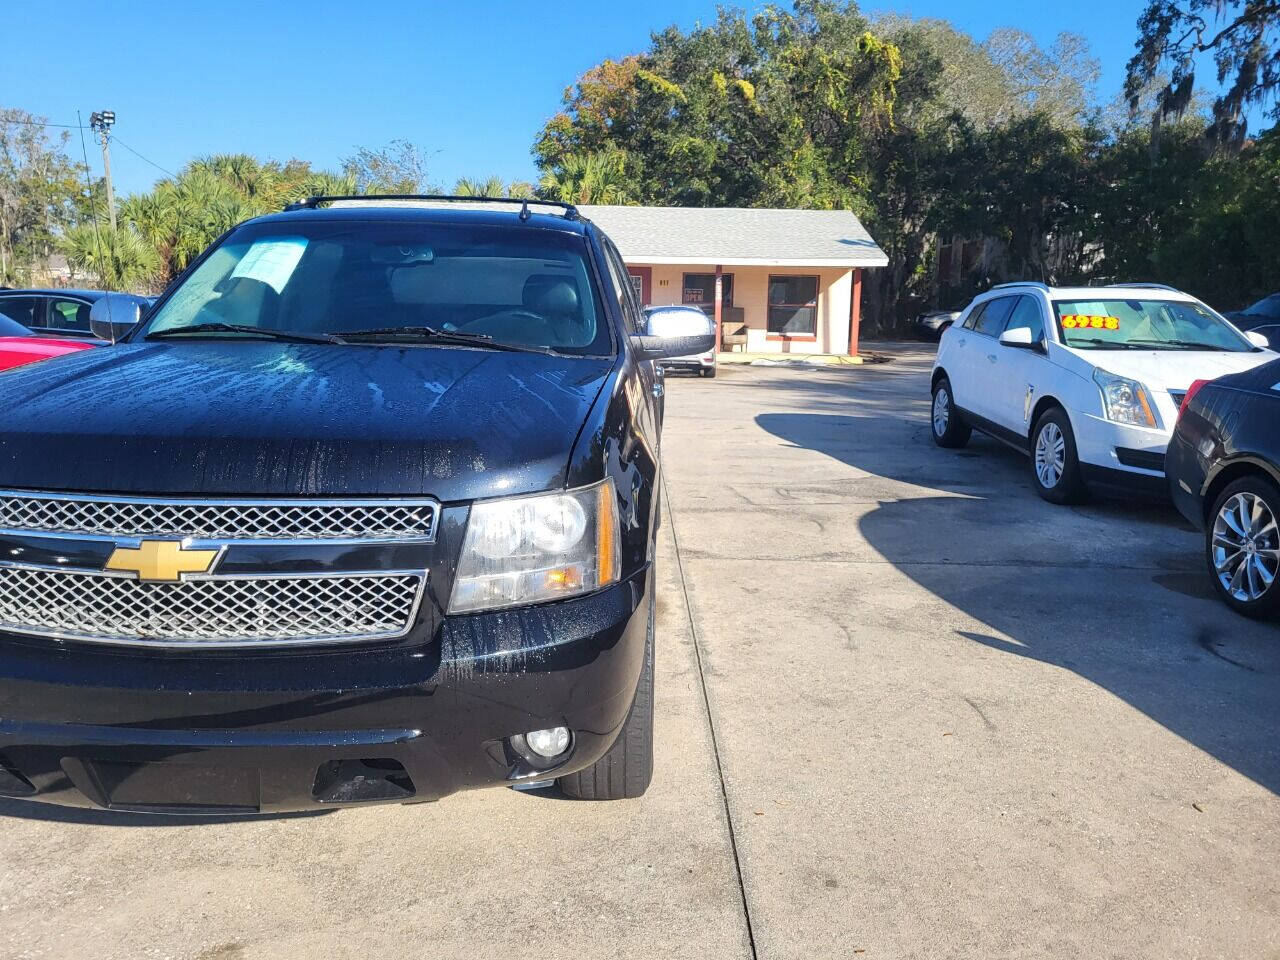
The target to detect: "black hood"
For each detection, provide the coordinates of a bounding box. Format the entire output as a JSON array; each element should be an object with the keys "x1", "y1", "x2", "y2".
[{"x1": 0, "y1": 342, "x2": 612, "y2": 500}]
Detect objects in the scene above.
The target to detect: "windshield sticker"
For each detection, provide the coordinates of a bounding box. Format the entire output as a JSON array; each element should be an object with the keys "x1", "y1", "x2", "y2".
[
  {"x1": 1061, "y1": 314, "x2": 1119, "y2": 331},
  {"x1": 230, "y1": 236, "x2": 308, "y2": 293}
]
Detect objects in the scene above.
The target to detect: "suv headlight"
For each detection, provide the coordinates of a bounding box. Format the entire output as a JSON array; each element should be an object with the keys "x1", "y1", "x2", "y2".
[
  {"x1": 1092, "y1": 368, "x2": 1159, "y2": 428},
  {"x1": 449, "y1": 479, "x2": 621, "y2": 614}
]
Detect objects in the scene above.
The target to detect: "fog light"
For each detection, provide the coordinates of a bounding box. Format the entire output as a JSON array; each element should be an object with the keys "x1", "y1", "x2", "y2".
[{"x1": 525, "y1": 726, "x2": 571, "y2": 758}]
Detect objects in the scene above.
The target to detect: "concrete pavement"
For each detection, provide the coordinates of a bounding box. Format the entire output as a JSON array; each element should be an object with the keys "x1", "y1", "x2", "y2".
[{"x1": 2, "y1": 342, "x2": 1277, "y2": 959}]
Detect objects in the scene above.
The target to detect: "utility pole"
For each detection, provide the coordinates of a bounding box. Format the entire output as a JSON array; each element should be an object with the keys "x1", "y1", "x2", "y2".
[{"x1": 89, "y1": 111, "x2": 117, "y2": 234}]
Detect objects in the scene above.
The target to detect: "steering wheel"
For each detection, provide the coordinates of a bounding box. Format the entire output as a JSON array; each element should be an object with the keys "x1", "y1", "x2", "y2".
[{"x1": 454, "y1": 308, "x2": 542, "y2": 331}]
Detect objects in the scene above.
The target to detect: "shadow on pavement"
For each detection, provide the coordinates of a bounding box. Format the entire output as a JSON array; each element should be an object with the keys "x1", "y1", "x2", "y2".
[{"x1": 757, "y1": 410, "x2": 1280, "y2": 796}]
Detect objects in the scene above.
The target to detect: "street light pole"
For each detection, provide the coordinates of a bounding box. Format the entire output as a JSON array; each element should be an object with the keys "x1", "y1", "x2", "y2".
[{"x1": 89, "y1": 111, "x2": 117, "y2": 234}]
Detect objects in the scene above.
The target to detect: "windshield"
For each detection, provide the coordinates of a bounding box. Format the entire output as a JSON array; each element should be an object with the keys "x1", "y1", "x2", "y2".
[
  {"x1": 143, "y1": 219, "x2": 611, "y2": 356},
  {"x1": 1052, "y1": 298, "x2": 1252, "y2": 351}
]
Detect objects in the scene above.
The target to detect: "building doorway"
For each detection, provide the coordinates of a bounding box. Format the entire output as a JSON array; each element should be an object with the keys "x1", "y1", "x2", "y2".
[{"x1": 682, "y1": 272, "x2": 734, "y2": 316}]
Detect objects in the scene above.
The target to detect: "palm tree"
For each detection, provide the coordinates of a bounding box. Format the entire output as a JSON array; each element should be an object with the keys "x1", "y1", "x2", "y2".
[
  {"x1": 117, "y1": 166, "x2": 256, "y2": 284},
  {"x1": 61, "y1": 222, "x2": 161, "y2": 292},
  {"x1": 453, "y1": 175, "x2": 508, "y2": 197},
  {"x1": 539, "y1": 149, "x2": 632, "y2": 205},
  {"x1": 190, "y1": 154, "x2": 279, "y2": 210}
]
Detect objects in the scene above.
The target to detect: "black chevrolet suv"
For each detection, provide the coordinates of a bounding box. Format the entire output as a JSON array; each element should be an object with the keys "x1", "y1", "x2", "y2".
[{"x1": 0, "y1": 197, "x2": 713, "y2": 814}]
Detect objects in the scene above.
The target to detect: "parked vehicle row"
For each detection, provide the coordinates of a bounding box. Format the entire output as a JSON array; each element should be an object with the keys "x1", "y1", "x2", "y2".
[
  {"x1": 930, "y1": 281, "x2": 1278, "y2": 616},
  {"x1": 0, "y1": 289, "x2": 158, "y2": 372}
]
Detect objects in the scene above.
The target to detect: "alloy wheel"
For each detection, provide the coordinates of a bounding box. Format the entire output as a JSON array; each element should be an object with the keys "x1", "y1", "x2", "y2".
[
  {"x1": 1212, "y1": 491, "x2": 1279, "y2": 602},
  {"x1": 932, "y1": 387, "x2": 950, "y2": 436},
  {"x1": 1034, "y1": 422, "x2": 1065, "y2": 489}
]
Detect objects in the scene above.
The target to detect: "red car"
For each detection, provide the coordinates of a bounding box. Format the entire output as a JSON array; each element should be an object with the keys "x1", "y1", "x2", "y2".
[{"x1": 0, "y1": 312, "x2": 99, "y2": 372}]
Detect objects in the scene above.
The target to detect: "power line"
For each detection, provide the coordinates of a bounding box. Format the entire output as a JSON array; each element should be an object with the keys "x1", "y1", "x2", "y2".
[
  {"x1": 110, "y1": 135, "x2": 177, "y2": 179},
  {"x1": 3, "y1": 116, "x2": 84, "y2": 130}
]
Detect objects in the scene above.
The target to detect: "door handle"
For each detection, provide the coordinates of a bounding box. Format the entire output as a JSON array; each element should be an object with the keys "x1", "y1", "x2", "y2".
[
  {"x1": 987, "y1": 354, "x2": 997, "y2": 363},
  {"x1": 652, "y1": 382, "x2": 664, "y2": 399}
]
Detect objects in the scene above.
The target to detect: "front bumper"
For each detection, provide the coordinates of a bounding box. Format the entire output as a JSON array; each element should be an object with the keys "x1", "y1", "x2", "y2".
[
  {"x1": 659, "y1": 354, "x2": 715, "y2": 372},
  {"x1": 1070, "y1": 409, "x2": 1171, "y2": 496},
  {"x1": 0, "y1": 569, "x2": 651, "y2": 814}
]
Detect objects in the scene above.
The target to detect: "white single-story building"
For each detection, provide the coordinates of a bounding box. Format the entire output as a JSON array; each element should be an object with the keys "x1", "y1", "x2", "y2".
[{"x1": 580, "y1": 205, "x2": 888, "y2": 355}]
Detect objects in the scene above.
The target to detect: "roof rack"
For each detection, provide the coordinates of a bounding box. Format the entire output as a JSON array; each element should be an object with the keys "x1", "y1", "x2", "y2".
[
  {"x1": 991, "y1": 281, "x2": 1051, "y2": 291},
  {"x1": 282, "y1": 194, "x2": 580, "y2": 220},
  {"x1": 1108, "y1": 282, "x2": 1181, "y2": 291}
]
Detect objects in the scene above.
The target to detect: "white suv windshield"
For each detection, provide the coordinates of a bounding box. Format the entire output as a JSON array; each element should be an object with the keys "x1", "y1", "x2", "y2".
[{"x1": 1052, "y1": 298, "x2": 1251, "y2": 352}]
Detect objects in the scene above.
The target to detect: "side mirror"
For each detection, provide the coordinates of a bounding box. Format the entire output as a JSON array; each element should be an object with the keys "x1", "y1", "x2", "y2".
[
  {"x1": 634, "y1": 307, "x2": 716, "y2": 361},
  {"x1": 89, "y1": 293, "x2": 150, "y2": 342},
  {"x1": 1246, "y1": 330, "x2": 1270, "y2": 348},
  {"x1": 998, "y1": 326, "x2": 1041, "y2": 350}
]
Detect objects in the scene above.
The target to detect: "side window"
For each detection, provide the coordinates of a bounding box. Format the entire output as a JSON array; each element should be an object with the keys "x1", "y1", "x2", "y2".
[
  {"x1": 601, "y1": 241, "x2": 641, "y2": 335},
  {"x1": 0, "y1": 296, "x2": 41, "y2": 329},
  {"x1": 1003, "y1": 295, "x2": 1045, "y2": 342},
  {"x1": 961, "y1": 302, "x2": 986, "y2": 331},
  {"x1": 48, "y1": 298, "x2": 93, "y2": 334},
  {"x1": 972, "y1": 297, "x2": 1014, "y2": 336}
]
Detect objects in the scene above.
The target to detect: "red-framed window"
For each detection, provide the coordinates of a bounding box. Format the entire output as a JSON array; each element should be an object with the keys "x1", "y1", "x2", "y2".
[{"x1": 767, "y1": 275, "x2": 819, "y2": 338}]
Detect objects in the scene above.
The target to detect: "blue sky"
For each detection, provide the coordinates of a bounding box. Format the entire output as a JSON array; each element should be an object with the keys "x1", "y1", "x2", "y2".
[{"x1": 3, "y1": 0, "x2": 1150, "y2": 196}]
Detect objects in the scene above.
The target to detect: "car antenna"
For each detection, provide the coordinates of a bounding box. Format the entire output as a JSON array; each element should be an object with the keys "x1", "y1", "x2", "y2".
[{"x1": 519, "y1": 198, "x2": 531, "y2": 222}]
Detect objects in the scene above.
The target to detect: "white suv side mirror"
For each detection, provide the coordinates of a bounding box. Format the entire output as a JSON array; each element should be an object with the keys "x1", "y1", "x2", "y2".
[
  {"x1": 998, "y1": 326, "x2": 1038, "y2": 349},
  {"x1": 1246, "y1": 330, "x2": 1270, "y2": 348}
]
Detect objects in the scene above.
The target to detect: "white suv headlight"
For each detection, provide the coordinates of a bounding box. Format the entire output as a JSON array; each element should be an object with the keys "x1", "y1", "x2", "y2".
[
  {"x1": 449, "y1": 479, "x2": 621, "y2": 614},
  {"x1": 1092, "y1": 368, "x2": 1159, "y2": 428}
]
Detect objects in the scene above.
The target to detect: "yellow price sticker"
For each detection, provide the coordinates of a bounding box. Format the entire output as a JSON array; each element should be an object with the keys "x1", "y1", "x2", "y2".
[{"x1": 1061, "y1": 314, "x2": 1120, "y2": 331}]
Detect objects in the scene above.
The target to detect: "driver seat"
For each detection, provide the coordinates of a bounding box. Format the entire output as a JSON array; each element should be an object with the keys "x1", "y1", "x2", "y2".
[{"x1": 523, "y1": 274, "x2": 584, "y2": 345}]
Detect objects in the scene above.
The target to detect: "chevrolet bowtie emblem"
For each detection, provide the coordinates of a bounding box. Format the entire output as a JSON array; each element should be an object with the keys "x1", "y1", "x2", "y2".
[{"x1": 104, "y1": 540, "x2": 219, "y2": 581}]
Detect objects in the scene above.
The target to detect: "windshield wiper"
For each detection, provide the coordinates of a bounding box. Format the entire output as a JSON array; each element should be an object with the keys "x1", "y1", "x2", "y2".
[
  {"x1": 332, "y1": 325, "x2": 552, "y2": 354},
  {"x1": 146, "y1": 322, "x2": 342, "y2": 344},
  {"x1": 1126, "y1": 338, "x2": 1217, "y2": 350},
  {"x1": 1068, "y1": 338, "x2": 1138, "y2": 350}
]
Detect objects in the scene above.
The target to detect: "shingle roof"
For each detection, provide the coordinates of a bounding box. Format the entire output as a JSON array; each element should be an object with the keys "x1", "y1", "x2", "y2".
[{"x1": 579, "y1": 205, "x2": 888, "y2": 268}]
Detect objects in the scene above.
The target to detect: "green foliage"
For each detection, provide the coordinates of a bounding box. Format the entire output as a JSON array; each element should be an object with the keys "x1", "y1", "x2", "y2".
[
  {"x1": 530, "y1": 0, "x2": 1277, "y2": 327},
  {"x1": 341, "y1": 140, "x2": 434, "y2": 194},
  {"x1": 0, "y1": 108, "x2": 89, "y2": 285},
  {"x1": 539, "y1": 149, "x2": 632, "y2": 205},
  {"x1": 61, "y1": 222, "x2": 161, "y2": 290}
]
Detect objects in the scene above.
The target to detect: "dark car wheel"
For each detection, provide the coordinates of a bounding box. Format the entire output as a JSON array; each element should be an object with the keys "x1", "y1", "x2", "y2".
[
  {"x1": 701, "y1": 367, "x2": 716, "y2": 378},
  {"x1": 558, "y1": 577, "x2": 655, "y2": 800},
  {"x1": 931, "y1": 377, "x2": 971, "y2": 448},
  {"x1": 1031, "y1": 407, "x2": 1086, "y2": 504},
  {"x1": 1206, "y1": 475, "x2": 1280, "y2": 618}
]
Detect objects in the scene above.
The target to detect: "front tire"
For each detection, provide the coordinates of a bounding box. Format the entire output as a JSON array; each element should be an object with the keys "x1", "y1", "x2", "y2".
[
  {"x1": 1206, "y1": 475, "x2": 1280, "y2": 618},
  {"x1": 557, "y1": 578, "x2": 655, "y2": 799},
  {"x1": 1031, "y1": 407, "x2": 1086, "y2": 504},
  {"x1": 931, "y1": 377, "x2": 971, "y2": 448}
]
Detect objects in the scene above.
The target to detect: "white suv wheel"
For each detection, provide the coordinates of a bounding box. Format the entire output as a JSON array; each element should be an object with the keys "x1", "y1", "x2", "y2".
[{"x1": 1034, "y1": 421, "x2": 1065, "y2": 489}]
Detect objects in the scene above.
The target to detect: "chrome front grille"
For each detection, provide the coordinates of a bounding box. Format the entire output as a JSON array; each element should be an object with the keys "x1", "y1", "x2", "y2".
[
  {"x1": 0, "y1": 492, "x2": 437, "y2": 542},
  {"x1": 0, "y1": 567, "x2": 423, "y2": 648}
]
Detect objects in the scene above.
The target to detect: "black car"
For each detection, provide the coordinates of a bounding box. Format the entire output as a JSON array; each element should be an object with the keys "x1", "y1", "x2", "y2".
[
  {"x1": 0, "y1": 287, "x2": 120, "y2": 338},
  {"x1": 0, "y1": 196, "x2": 713, "y2": 814},
  {"x1": 1223, "y1": 293, "x2": 1280, "y2": 349},
  {"x1": 1168, "y1": 357, "x2": 1280, "y2": 617},
  {"x1": 913, "y1": 308, "x2": 960, "y2": 341}
]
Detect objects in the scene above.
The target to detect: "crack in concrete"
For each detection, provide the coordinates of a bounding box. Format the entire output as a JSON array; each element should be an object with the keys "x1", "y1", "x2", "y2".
[{"x1": 665, "y1": 481, "x2": 759, "y2": 960}]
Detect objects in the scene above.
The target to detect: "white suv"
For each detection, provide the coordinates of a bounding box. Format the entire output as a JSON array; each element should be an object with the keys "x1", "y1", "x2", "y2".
[{"x1": 930, "y1": 283, "x2": 1275, "y2": 502}]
